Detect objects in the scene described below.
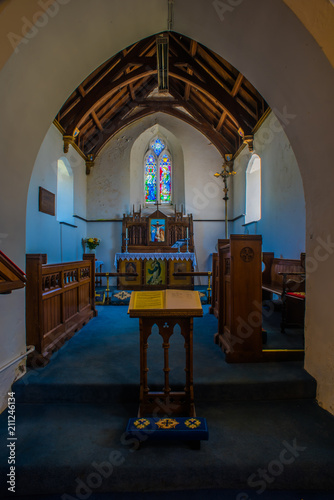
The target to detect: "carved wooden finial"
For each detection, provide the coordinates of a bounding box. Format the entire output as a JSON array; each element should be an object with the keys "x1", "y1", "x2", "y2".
[
  {"x1": 63, "y1": 135, "x2": 77, "y2": 154},
  {"x1": 85, "y1": 155, "x2": 95, "y2": 175},
  {"x1": 243, "y1": 135, "x2": 254, "y2": 152}
]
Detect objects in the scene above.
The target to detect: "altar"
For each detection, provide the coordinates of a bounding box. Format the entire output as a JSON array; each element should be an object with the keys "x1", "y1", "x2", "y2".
[{"x1": 116, "y1": 206, "x2": 196, "y2": 290}]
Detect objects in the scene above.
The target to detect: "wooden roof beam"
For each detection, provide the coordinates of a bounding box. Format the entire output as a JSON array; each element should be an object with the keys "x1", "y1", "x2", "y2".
[
  {"x1": 61, "y1": 37, "x2": 157, "y2": 132},
  {"x1": 168, "y1": 38, "x2": 254, "y2": 133},
  {"x1": 216, "y1": 110, "x2": 227, "y2": 132},
  {"x1": 168, "y1": 84, "x2": 235, "y2": 152},
  {"x1": 95, "y1": 76, "x2": 153, "y2": 126},
  {"x1": 190, "y1": 40, "x2": 197, "y2": 57},
  {"x1": 63, "y1": 66, "x2": 156, "y2": 135},
  {"x1": 82, "y1": 79, "x2": 158, "y2": 154},
  {"x1": 91, "y1": 111, "x2": 103, "y2": 131},
  {"x1": 129, "y1": 83, "x2": 136, "y2": 101},
  {"x1": 232, "y1": 73, "x2": 243, "y2": 96},
  {"x1": 84, "y1": 100, "x2": 230, "y2": 158},
  {"x1": 169, "y1": 66, "x2": 253, "y2": 134}
]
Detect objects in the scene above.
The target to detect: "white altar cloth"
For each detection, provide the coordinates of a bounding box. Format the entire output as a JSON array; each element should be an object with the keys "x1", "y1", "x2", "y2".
[{"x1": 114, "y1": 252, "x2": 196, "y2": 269}]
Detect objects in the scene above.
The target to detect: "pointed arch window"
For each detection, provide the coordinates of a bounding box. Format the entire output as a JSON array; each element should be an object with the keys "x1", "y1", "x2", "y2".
[
  {"x1": 57, "y1": 157, "x2": 74, "y2": 223},
  {"x1": 245, "y1": 154, "x2": 261, "y2": 224},
  {"x1": 144, "y1": 136, "x2": 172, "y2": 204}
]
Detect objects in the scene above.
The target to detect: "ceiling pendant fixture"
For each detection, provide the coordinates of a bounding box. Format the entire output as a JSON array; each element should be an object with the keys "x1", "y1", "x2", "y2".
[{"x1": 156, "y1": 35, "x2": 169, "y2": 93}]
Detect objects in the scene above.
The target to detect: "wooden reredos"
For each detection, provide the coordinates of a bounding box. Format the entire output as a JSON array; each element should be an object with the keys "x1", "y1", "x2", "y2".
[{"x1": 121, "y1": 207, "x2": 194, "y2": 253}]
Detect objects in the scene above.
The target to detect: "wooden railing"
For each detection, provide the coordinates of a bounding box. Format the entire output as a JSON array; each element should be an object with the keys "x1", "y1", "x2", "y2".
[
  {"x1": 26, "y1": 254, "x2": 96, "y2": 365},
  {"x1": 173, "y1": 271, "x2": 212, "y2": 301},
  {"x1": 0, "y1": 250, "x2": 26, "y2": 294}
]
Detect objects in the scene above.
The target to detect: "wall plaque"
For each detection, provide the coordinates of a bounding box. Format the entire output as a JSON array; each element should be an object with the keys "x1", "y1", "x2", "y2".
[{"x1": 39, "y1": 187, "x2": 55, "y2": 216}]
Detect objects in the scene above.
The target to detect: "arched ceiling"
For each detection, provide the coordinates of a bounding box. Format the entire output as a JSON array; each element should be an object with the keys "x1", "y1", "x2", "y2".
[{"x1": 55, "y1": 31, "x2": 269, "y2": 166}]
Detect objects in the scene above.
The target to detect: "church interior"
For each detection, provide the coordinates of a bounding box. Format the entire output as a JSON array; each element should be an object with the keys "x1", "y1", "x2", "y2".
[{"x1": 0, "y1": 0, "x2": 334, "y2": 498}]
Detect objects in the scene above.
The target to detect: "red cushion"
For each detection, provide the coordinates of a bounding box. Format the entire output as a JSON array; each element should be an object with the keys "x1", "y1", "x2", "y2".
[{"x1": 286, "y1": 292, "x2": 305, "y2": 299}]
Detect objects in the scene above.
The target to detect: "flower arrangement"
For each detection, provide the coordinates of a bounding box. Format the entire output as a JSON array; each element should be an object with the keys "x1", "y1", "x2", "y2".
[{"x1": 85, "y1": 237, "x2": 100, "y2": 250}]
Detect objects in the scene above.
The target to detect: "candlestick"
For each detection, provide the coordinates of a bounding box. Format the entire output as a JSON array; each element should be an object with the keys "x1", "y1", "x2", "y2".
[{"x1": 125, "y1": 227, "x2": 129, "y2": 253}]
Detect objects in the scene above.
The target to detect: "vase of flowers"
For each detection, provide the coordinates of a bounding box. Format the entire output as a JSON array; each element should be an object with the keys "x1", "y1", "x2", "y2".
[{"x1": 84, "y1": 237, "x2": 100, "y2": 254}]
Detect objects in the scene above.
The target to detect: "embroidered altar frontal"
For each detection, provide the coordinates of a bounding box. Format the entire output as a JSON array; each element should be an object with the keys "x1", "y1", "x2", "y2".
[
  {"x1": 115, "y1": 252, "x2": 196, "y2": 290},
  {"x1": 126, "y1": 417, "x2": 209, "y2": 441}
]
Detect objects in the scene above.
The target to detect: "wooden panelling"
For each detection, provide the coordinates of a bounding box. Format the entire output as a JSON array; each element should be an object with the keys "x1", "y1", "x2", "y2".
[
  {"x1": 78, "y1": 282, "x2": 90, "y2": 310},
  {"x1": 43, "y1": 295, "x2": 62, "y2": 334},
  {"x1": 64, "y1": 288, "x2": 78, "y2": 321},
  {"x1": 213, "y1": 235, "x2": 263, "y2": 362},
  {"x1": 26, "y1": 254, "x2": 97, "y2": 365}
]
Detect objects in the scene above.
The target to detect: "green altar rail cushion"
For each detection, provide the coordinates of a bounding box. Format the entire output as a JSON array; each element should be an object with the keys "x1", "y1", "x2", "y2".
[{"x1": 126, "y1": 417, "x2": 209, "y2": 441}]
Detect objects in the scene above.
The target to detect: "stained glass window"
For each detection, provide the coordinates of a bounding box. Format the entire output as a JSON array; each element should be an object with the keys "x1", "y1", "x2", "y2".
[
  {"x1": 144, "y1": 137, "x2": 171, "y2": 204},
  {"x1": 145, "y1": 153, "x2": 157, "y2": 203},
  {"x1": 159, "y1": 153, "x2": 171, "y2": 203},
  {"x1": 150, "y1": 137, "x2": 165, "y2": 156}
]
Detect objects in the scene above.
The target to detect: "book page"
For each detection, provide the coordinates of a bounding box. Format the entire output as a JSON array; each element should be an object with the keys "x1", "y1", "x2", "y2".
[
  {"x1": 165, "y1": 289, "x2": 202, "y2": 311},
  {"x1": 133, "y1": 291, "x2": 165, "y2": 310}
]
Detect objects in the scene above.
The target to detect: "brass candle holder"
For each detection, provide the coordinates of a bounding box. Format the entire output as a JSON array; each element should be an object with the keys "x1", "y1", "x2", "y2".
[{"x1": 214, "y1": 158, "x2": 236, "y2": 239}]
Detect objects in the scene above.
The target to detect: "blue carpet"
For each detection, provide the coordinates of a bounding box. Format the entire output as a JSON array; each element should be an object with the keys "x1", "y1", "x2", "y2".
[
  {"x1": 0, "y1": 305, "x2": 333, "y2": 497},
  {"x1": 13, "y1": 305, "x2": 315, "y2": 404}
]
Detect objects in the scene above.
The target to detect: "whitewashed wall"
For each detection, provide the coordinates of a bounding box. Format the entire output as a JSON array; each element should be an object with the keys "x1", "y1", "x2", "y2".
[
  {"x1": 26, "y1": 125, "x2": 87, "y2": 263},
  {"x1": 232, "y1": 112, "x2": 305, "y2": 258}
]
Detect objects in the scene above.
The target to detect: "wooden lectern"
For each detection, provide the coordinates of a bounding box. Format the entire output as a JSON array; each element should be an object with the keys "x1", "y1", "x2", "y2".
[{"x1": 128, "y1": 289, "x2": 203, "y2": 418}]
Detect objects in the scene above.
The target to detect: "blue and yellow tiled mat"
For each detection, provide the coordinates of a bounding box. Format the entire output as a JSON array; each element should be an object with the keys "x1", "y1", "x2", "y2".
[{"x1": 126, "y1": 417, "x2": 209, "y2": 441}]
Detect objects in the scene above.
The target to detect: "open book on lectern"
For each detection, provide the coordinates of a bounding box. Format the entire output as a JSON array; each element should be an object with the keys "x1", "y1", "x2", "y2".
[{"x1": 128, "y1": 289, "x2": 203, "y2": 317}]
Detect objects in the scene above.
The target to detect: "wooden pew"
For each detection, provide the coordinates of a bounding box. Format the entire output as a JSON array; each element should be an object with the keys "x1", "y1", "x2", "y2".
[
  {"x1": 262, "y1": 252, "x2": 305, "y2": 332},
  {"x1": 26, "y1": 254, "x2": 97, "y2": 366},
  {"x1": 262, "y1": 252, "x2": 305, "y2": 299}
]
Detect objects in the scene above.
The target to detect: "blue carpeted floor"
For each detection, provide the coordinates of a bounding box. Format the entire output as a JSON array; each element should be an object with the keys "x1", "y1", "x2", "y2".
[{"x1": 0, "y1": 304, "x2": 333, "y2": 498}]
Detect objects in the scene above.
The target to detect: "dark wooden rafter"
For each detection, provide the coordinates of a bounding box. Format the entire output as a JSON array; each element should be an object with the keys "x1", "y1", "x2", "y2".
[
  {"x1": 168, "y1": 83, "x2": 235, "y2": 152},
  {"x1": 83, "y1": 78, "x2": 158, "y2": 155},
  {"x1": 87, "y1": 77, "x2": 234, "y2": 157},
  {"x1": 61, "y1": 38, "x2": 157, "y2": 133},
  {"x1": 91, "y1": 105, "x2": 229, "y2": 157},
  {"x1": 79, "y1": 76, "x2": 153, "y2": 142},
  {"x1": 56, "y1": 32, "x2": 269, "y2": 162},
  {"x1": 184, "y1": 40, "x2": 197, "y2": 101},
  {"x1": 168, "y1": 34, "x2": 254, "y2": 132}
]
